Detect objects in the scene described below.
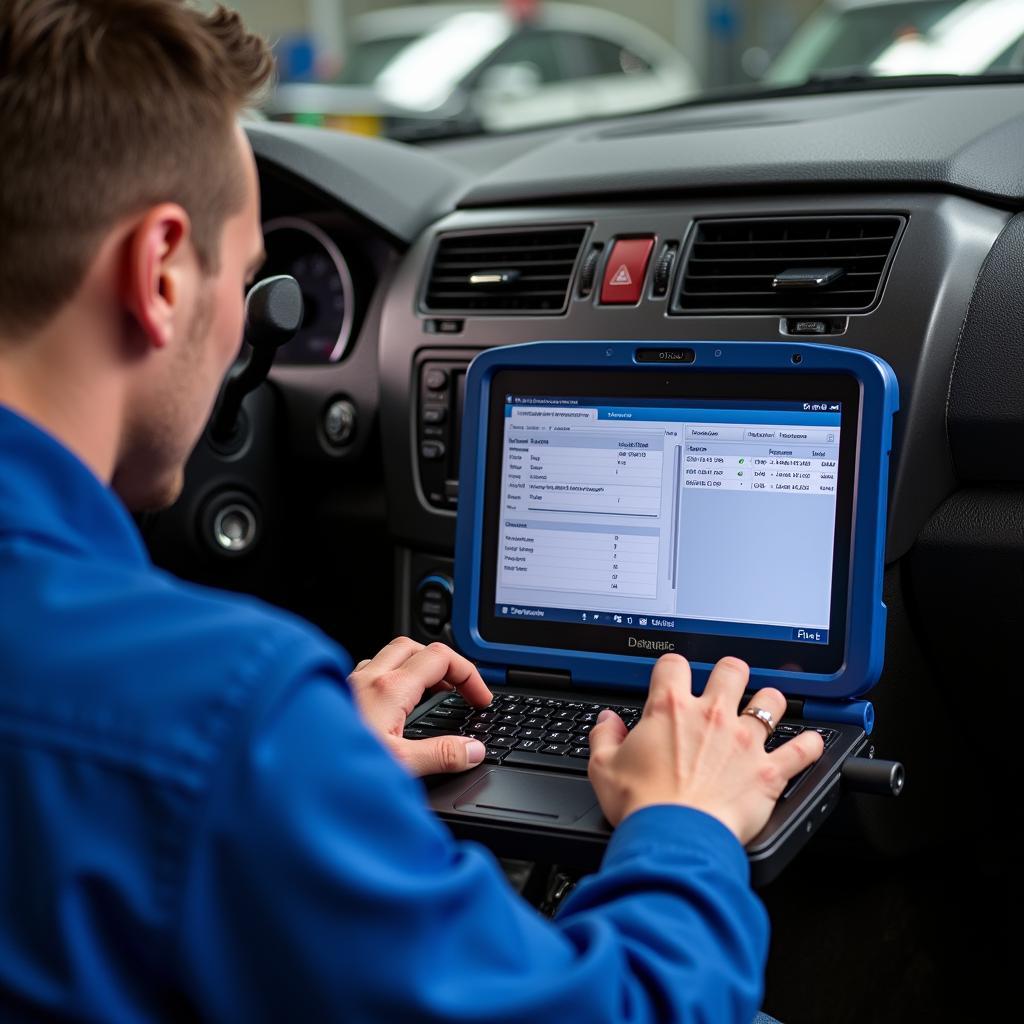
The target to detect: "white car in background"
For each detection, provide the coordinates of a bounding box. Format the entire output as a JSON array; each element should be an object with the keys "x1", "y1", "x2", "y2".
[
  {"x1": 872, "y1": 0, "x2": 1024, "y2": 75},
  {"x1": 268, "y1": 3, "x2": 697, "y2": 139},
  {"x1": 763, "y1": 0, "x2": 966, "y2": 84}
]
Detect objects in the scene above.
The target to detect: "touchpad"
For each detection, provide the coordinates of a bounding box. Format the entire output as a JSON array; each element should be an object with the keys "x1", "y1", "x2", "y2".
[{"x1": 452, "y1": 770, "x2": 597, "y2": 824}]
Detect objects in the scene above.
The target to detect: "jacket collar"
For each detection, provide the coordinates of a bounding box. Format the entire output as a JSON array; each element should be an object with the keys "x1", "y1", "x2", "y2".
[{"x1": 0, "y1": 404, "x2": 149, "y2": 567}]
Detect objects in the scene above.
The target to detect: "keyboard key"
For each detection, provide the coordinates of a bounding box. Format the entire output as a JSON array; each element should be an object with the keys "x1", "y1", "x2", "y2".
[
  {"x1": 522, "y1": 696, "x2": 544, "y2": 705},
  {"x1": 491, "y1": 724, "x2": 519, "y2": 737},
  {"x1": 420, "y1": 715, "x2": 463, "y2": 730},
  {"x1": 517, "y1": 728, "x2": 544, "y2": 741},
  {"x1": 775, "y1": 723, "x2": 804, "y2": 736},
  {"x1": 524, "y1": 717, "x2": 549, "y2": 728},
  {"x1": 542, "y1": 743, "x2": 570, "y2": 755},
  {"x1": 488, "y1": 735, "x2": 515, "y2": 748},
  {"x1": 476, "y1": 711, "x2": 501, "y2": 723},
  {"x1": 544, "y1": 700, "x2": 566, "y2": 709},
  {"x1": 441, "y1": 695, "x2": 468, "y2": 706},
  {"x1": 570, "y1": 745, "x2": 590, "y2": 758},
  {"x1": 543, "y1": 731, "x2": 572, "y2": 744},
  {"x1": 504, "y1": 750, "x2": 588, "y2": 774},
  {"x1": 514, "y1": 739, "x2": 542, "y2": 751},
  {"x1": 483, "y1": 747, "x2": 509, "y2": 765},
  {"x1": 403, "y1": 725, "x2": 449, "y2": 739},
  {"x1": 497, "y1": 714, "x2": 525, "y2": 725},
  {"x1": 425, "y1": 707, "x2": 469, "y2": 720}
]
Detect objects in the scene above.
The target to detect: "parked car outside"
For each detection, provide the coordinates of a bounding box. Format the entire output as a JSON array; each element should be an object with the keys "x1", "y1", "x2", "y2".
[
  {"x1": 266, "y1": 3, "x2": 698, "y2": 140},
  {"x1": 763, "y1": 0, "x2": 966, "y2": 84}
]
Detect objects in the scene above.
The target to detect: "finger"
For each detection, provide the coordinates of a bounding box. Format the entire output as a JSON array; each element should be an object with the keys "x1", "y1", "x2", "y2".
[
  {"x1": 399, "y1": 735, "x2": 486, "y2": 777},
  {"x1": 642, "y1": 653, "x2": 692, "y2": 718},
  {"x1": 768, "y1": 730, "x2": 825, "y2": 781},
  {"x1": 700, "y1": 656, "x2": 750, "y2": 708},
  {"x1": 349, "y1": 636, "x2": 423, "y2": 678},
  {"x1": 588, "y1": 709, "x2": 628, "y2": 762},
  {"x1": 738, "y1": 686, "x2": 788, "y2": 742},
  {"x1": 392, "y1": 642, "x2": 492, "y2": 708}
]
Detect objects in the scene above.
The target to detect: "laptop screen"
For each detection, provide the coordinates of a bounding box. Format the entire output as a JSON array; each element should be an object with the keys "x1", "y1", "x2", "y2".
[{"x1": 477, "y1": 368, "x2": 862, "y2": 675}]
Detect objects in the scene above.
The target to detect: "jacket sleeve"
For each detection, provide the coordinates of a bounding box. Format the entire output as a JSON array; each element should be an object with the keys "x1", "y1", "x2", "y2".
[{"x1": 174, "y1": 641, "x2": 769, "y2": 1024}]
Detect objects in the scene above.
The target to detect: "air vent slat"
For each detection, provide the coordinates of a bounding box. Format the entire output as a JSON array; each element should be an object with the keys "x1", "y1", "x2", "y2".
[
  {"x1": 693, "y1": 234, "x2": 898, "y2": 246},
  {"x1": 674, "y1": 216, "x2": 903, "y2": 314},
  {"x1": 690, "y1": 251, "x2": 890, "y2": 264},
  {"x1": 423, "y1": 227, "x2": 587, "y2": 315}
]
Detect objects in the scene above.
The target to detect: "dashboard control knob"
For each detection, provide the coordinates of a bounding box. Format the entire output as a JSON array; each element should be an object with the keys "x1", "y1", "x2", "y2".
[
  {"x1": 202, "y1": 491, "x2": 260, "y2": 557},
  {"x1": 652, "y1": 242, "x2": 679, "y2": 297},
  {"x1": 416, "y1": 575, "x2": 454, "y2": 636},
  {"x1": 323, "y1": 398, "x2": 357, "y2": 448},
  {"x1": 425, "y1": 368, "x2": 448, "y2": 390},
  {"x1": 420, "y1": 440, "x2": 446, "y2": 460},
  {"x1": 577, "y1": 244, "x2": 603, "y2": 297}
]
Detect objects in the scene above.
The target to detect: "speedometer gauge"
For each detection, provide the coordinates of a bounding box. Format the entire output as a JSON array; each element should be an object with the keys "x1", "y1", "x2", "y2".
[{"x1": 259, "y1": 217, "x2": 355, "y2": 365}]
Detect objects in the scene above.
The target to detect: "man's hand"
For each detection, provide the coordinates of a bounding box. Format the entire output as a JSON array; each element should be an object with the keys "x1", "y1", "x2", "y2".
[
  {"x1": 588, "y1": 654, "x2": 825, "y2": 845},
  {"x1": 348, "y1": 637, "x2": 493, "y2": 777}
]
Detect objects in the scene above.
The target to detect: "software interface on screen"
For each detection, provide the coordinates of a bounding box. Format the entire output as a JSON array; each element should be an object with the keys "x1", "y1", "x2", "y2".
[{"x1": 493, "y1": 394, "x2": 843, "y2": 646}]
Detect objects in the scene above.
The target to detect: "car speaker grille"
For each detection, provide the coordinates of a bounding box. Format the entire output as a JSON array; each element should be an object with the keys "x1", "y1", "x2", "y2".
[
  {"x1": 673, "y1": 216, "x2": 904, "y2": 314},
  {"x1": 422, "y1": 226, "x2": 587, "y2": 314}
]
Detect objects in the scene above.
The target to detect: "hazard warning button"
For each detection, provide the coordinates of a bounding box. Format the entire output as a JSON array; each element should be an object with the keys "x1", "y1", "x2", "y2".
[{"x1": 599, "y1": 237, "x2": 655, "y2": 304}]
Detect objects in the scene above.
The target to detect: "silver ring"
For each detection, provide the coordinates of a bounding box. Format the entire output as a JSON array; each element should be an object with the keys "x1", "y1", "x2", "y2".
[{"x1": 741, "y1": 706, "x2": 776, "y2": 738}]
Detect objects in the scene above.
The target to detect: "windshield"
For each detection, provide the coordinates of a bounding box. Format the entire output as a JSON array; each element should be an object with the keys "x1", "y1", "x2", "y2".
[{"x1": 238, "y1": 0, "x2": 1024, "y2": 141}]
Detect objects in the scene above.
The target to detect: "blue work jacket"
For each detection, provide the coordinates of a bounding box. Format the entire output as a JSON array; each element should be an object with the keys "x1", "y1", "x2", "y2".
[{"x1": 0, "y1": 404, "x2": 769, "y2": 1022}]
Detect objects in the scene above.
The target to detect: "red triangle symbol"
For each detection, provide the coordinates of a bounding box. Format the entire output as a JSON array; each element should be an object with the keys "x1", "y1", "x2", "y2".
[{"x1": 610, "y1": 264, "x2": 632, "y2": 286}]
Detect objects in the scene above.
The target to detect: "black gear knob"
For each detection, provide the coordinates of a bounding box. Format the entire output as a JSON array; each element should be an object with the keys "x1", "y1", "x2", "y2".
[
  {"x1": 244, "y1": 274, "x2": 304, "y2": 348},
  {"x1": 209, "y1": 276, "x2": 304, "y2": 447}
]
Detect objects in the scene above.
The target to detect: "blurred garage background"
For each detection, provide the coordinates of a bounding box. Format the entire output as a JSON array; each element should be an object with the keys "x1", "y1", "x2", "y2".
[{"x1": 208, "y1": 1, "x2": 1023, "y2": 140}]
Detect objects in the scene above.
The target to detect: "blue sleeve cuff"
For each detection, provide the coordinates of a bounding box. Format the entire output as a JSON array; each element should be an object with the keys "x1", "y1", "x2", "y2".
[{"x1": 603, "y1": 804, "x2": 751, "y2": 883}]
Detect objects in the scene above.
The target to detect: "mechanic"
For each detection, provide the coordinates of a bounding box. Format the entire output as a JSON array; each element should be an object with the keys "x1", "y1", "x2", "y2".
[{"x1": 0, "y1": 2, "x2": 824, "y2": 1021}]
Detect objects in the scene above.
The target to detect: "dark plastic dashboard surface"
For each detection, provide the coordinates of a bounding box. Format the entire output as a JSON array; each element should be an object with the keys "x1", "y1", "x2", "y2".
[
  {"x1": 451, "y1": 85, "x2": 1024, "y2": 208},
  {"x1": 247, "y1": 122, "x2": 467, "y2": 244}
]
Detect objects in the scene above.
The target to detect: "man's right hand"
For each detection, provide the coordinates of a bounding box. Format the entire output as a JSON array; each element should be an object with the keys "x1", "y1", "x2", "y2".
[{"x1": 588, "y1": 654, "x2": 825, "y2": 845}]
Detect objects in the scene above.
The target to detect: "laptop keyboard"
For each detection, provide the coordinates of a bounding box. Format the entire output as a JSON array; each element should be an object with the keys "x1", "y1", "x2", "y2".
[{"x1": 405, "y1": 692, "x2": 840, "y2": 797}]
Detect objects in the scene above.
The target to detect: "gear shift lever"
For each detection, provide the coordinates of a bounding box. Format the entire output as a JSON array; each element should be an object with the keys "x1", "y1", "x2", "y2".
[{"x1": 209, "y1": 274, "x2": 303, "y2": 447}]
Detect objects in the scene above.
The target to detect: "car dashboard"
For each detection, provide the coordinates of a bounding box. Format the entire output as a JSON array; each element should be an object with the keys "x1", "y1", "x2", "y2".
[{"x1": 142, "y1": 80, "x2": 1021, "y2": 1022}]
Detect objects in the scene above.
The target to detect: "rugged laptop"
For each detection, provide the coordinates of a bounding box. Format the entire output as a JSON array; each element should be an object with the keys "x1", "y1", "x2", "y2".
[{"x1": 406, "y1": 340, "x2": 898, "y2": 884}]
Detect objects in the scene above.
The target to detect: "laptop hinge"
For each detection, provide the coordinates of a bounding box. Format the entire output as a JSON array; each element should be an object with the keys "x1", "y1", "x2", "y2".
[
  {"x1": 506, "y1": 667, "x2": 572, "y2": 690},
  {"x1": 799, "y1": 698, "x2": 874, "y2": 733},
  {"x1": 784, "y1": 697, "x2": 806, "y2": 720},
  {"x1": 754, "y1": 695, "x2": 873, "y2": 733}
]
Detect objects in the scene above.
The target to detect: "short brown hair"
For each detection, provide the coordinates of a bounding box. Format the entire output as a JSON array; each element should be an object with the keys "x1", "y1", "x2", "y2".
[{"x1": 0, "y1": 0, "x2": 273, "y2": 336}]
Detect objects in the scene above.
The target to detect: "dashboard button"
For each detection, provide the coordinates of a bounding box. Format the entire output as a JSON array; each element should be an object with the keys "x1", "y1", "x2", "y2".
[
  {"x1": 422, "y1": 406, "x2": 446, "y2": 424},
  {"x1": 323, "y1": 398, "x2": 356, "y2": 447},
  {"x1": 600, "y1": 238, "x2": 654, "y2": 304},
  {"x1": 424, "y1": 368, "x2": 448, "y2": 390},
  {"x1": 420, "y1": 441, "x2": 446, "y2": 460}
]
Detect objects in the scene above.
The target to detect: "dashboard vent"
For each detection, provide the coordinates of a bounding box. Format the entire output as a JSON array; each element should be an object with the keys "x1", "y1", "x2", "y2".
[
  {"x1": 674, "y1": 216, "x2": 904, "y2": 314},
  {"x1": 422, "y1": 226, "x2": 587, "y2": 314}
]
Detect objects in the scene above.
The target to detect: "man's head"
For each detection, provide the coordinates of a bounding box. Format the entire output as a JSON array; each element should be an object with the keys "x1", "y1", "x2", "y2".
[{"x1": 0, "y1": 0, "x2": 272, "y2": 508}]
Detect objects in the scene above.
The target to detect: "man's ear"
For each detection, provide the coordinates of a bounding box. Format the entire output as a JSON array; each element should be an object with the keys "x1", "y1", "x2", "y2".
[{"x1": 122, "y1": 204, "x2": 193, "y2": 351}]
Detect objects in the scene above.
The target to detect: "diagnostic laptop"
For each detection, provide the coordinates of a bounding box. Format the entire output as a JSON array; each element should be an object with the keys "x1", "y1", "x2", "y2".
[{"x1": 406, "y1": 340, "x2": 898, "y2": 884}]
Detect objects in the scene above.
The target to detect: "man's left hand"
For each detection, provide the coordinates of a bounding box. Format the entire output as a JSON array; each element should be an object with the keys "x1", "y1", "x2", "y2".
[{"x1": 348, "y1": 637, "x2": 492, "y2": 777}]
